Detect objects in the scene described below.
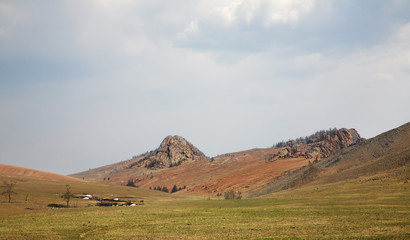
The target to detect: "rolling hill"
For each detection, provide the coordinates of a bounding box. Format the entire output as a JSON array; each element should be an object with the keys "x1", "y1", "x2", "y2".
[
  {"x1": 71, "y1": 128, "x2": 365, "y2": 197},
  {"x1": 0, "y1": 164, "x2": 185, "y2": 215},
  {"x1": 1, "y1": 124, "x2": 408, "y2": 239},
  {"x1": 0, "y1": 163, "x2": 84, "y2": 183},
  {"x1": 248, "y1": 122, "x2": 410, "y2": 197}
]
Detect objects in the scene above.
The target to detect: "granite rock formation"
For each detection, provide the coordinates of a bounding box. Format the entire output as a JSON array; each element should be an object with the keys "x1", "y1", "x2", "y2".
[
  {"x1": 127, "y1": 135, "x2": 208, "y2": 169},
  {"x1": 273, "y1": 128, "x2": 364, "y2": 161}
]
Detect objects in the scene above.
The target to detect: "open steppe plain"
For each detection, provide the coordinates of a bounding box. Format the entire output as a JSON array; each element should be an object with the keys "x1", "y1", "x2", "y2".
[{"x1": 1, "y1": 172, "x2": 409, "y2": 239}]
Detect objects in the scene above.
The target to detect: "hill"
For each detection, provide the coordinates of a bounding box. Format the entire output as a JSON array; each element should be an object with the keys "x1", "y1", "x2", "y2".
[
  {"x1": 0, "y1": 166, "x2": 186, "y2": 215},
  {"x1": 127, "y1": 135, "x2": 208, "y2": 169},
  {"x1": 1, "y1": 125, "x2": 409, "y2": 239},
  {"x1": 70, "y1": 135, "x2": 209, "y2": 184},
  {"x1": 71, "y1": 128, "x2": 364, "y2": 197},
  {"x1": 273, "y1": 128, "x2": 364, "y2": 160},
  {"x1": 0, "y1": 163, "x2": 83, "y2": 182},
  {"x1": 249, "y1": 122, "x2": 410, "y2": 197}
]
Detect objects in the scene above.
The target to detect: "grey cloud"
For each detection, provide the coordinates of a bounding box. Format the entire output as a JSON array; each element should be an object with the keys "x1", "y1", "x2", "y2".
[{"x1": 0, "y1": 1, "x2": 409, "y2": 174}]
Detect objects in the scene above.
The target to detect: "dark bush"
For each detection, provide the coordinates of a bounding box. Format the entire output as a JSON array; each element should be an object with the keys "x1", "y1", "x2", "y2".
[
  {"x1": 47, "y1": 203, "x2": 66, "y2": 208},
  {"x1": 97, "y1": 202, "x2": 117, "y2": 207},
  {"x1": 171, "y1": 184, "x2": 178, "y2": 193},
  {"x1": 126, "y1": 179, "x2": 137, "y2": 187}
]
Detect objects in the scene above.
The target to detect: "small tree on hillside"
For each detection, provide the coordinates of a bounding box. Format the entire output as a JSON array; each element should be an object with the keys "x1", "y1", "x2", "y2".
[
  {"x1": 162, "y1": 186, "x2": 169, "y2": 193},
  {"x1": 2, "y1": 181, "x2": 17, "y2": 203},
  {"x1": 126, "y1": 179, "x2": 136, "y2": 187},
  {"x1": 171, "y1": 184, "x2": 178, "y2": 193},
  {"x1": 61, "y1": 184, "x2": 75, "y2": 208}
]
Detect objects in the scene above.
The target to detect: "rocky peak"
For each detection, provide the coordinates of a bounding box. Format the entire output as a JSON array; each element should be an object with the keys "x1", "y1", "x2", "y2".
[
  {"x1": 131, "y1": 135, "x2": 207, "y2": 169},
  {"x1": 273, "y1": 128, "x2": 365, "y2": 161},
  {"x1": 307, "y1": 128, "x2": 364, "y2": 159}
]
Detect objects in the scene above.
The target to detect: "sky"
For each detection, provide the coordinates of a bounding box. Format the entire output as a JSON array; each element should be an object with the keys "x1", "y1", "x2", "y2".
[{"x1": 1, "y1": 0, "x2": 410, "y2": 175}]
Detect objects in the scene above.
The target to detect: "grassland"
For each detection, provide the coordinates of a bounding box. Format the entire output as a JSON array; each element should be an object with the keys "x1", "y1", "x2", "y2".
[
  {"x1": 0, "y1": 175, "x2": 185, "y2": 216},
  {"x1": 1, "y1": 174, "x2": 409, "y2": 239}
]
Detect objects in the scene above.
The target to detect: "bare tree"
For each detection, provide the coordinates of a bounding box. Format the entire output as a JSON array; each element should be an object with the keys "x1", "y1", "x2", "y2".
[
  {"x1": 2, "y1": 181, "x2": 17, "y2": 203},
  {"x1": 61, "y1": 184, "x2": 75, "y2": 208}
]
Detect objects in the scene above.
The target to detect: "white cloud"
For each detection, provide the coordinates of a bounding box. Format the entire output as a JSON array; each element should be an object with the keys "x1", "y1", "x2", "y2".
[
  {"x1": 217, "y1": 0, "x2": 315, "y2": 27},
  {"x1": 285, "y1": 22, "x2": 410, "y2": 136},
  {"x1": 176, "y1": 20, "x2": 200, "y2": 41},
  {"x1": 293, "y1": 53, "x2": 334, "y2": 70}
]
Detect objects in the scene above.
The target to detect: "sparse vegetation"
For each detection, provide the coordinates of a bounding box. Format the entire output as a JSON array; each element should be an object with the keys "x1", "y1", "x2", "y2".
[
  {"x1": 0, "y1": 123, "x2": 408, "y2": 239},
  {"x1": 223, "y1": 189, "x2": 242, "y2": 200},
  {"x1": 47, "y1": 203, "x2": 66, "y2": 208},
  {"x1": 0, "y1": 178, "x2": 408, "y2": 239},
  {"x1": 274, "y1": 127, "x2": 340, "y2": 147},
  {"x1": 60, "y1": 184, "x2": 75, "y2": 208},
  {"x1": 171, "y1": 184, "x2": 178, "y2": 193},
  {"x1": 152, "y1": 184, "x2": 185, "y2": 194},
  {"x1": 161, "y1": 186, "x2": 169, "y2": 193},
  {"x1": 1, "y1": 181, "x2": 17, "y2": 203},
  {"x1": 126, "y1": 179, "x2": 137, "y2": 187}
]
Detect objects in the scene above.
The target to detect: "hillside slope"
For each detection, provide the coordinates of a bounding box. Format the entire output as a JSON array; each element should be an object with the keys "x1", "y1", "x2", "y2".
[
  {"x1": 71, "y1": 128, "x2": 363, "y2": 197},
  {"x1": 0, "y1": 165, "x2": 186, "y2": 215},
  {"x1": 249, "y1": 122, "x2": 410, "y2": 197},
  {"x1": 70, "y1": 135, "x2": 208, "y2": 183},
  {"x1": 0, "y1": 163, "x2": 84, "y2": 183}
]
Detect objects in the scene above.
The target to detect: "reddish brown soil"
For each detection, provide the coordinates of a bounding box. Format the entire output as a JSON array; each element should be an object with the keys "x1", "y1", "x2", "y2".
[
  {"x1": 81, "y1": 147, "x2": 311, "y2": 197},
  {"x1": 0, "y1": 164, "x2": 84, "y2": 182}
]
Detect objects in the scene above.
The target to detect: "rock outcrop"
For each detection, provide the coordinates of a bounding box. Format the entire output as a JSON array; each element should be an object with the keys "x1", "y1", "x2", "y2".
[
  {"x1": 127, "y1": 135, "x2": 208, "y2": 169},
  {"x1": 273, "y1": 128, "x2": 365, "y2": 161}
]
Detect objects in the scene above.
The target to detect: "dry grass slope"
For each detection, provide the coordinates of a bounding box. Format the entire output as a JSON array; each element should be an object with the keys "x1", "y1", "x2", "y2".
[
  {"x1": 0, "y1": 173, "x2": 187, "y2": 215},
  {"x1": 0, "y1": 164, "x2": 84, "y2": 182},
  {"x1": 0, "y1": 176, "x2": 408, "y2": 239},
  {"x1": 249, "y1": 122, "x2": 410, "y2": 197}
]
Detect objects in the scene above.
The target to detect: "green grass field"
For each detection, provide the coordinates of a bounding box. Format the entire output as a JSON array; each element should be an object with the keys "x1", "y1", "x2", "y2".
[{"x1": 1, "y1": 174, "x2": 409, "y2": 240}]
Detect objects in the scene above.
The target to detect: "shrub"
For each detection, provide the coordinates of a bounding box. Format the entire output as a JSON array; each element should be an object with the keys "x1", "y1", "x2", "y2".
[
  {"x1": 171, "y1": 184, "x2": 178, "y2": 193},
  {"x1": 224, "y1": 190, "x2": 242, "y2": 200},
  {"x1": 47, "y1": 203, "x2": 66, "y2": 208},
  {"x1": 126, "y1": 179, "x2": 137, "y2": 187}
]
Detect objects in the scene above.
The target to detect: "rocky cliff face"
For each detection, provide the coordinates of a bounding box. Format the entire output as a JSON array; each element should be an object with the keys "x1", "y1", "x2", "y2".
[
  {"x1": 128, "y1": 135, "x2": 208, "y2": 169},
  {"x1": 273, "y1": 128, "x2": 364, "y2": 161},
  {"x1": 307, "y1": 128, "x2": 363, "y2": 159}
]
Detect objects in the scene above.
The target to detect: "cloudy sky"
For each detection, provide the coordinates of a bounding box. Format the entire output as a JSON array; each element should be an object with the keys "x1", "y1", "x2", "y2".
[{"x1": 1, "y1": 0, "x2": 409, "y2": 175}]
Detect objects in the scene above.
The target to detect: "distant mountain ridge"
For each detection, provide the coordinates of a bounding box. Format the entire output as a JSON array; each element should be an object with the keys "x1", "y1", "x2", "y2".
[
  {"x1": 4, "y1": 123, "x2": 408, "y2": 200},
  {"x1": 71, "y1": 127, "x2": 372, "y2": 197}
]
